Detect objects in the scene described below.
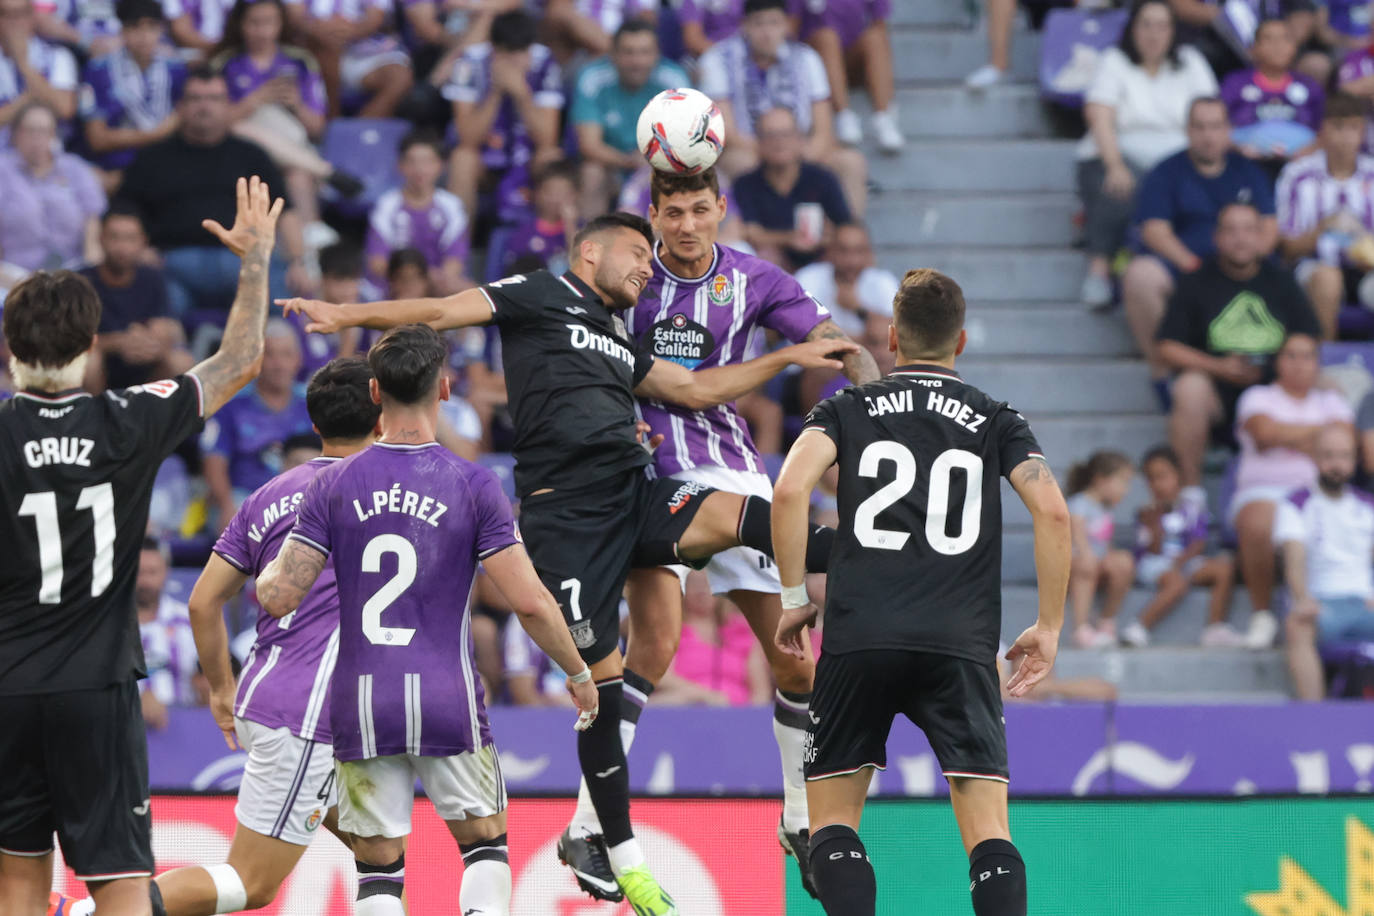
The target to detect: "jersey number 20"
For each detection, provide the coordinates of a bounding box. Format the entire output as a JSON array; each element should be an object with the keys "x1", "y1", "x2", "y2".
[{"x1": 854, "y1": 442, "x2": 983, "y2": 556}]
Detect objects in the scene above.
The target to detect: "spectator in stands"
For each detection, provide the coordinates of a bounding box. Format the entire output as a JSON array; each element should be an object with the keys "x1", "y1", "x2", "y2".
[
  {"x1": 80, "y1": 205, "x2": 191, "y2": 390},
  {"x1": 1159, "y1": 204, "x2": 1320, "y2": 491},
  {"x1": 1123, "y1": 99, "x2": 1277, "y2": 380},
  {"x1": 302, "y1": 240, "x2": 362, "y2": 369},
  {"x1": 799, "y1": 0, "x2": 904, "y2": 153},
  {"x1": 163, "y1": 0, "x2": 236, "y2": 54},
  {"x1": 1169, "y1": 0, "x2": 1317, "y2": 78},
  {"x1": 213, "y1": 0, "x2": 352, "y2": 241},
  {"x1": 0, "y1": 0, "x2": 76, "y2": 128},
  {"x1": 1121, "y1": 445, "x2": 1241, "y2": 647},
  {"x1": 80, "y1": 0, "x2": 185, "y2": 192},
  {"x1": 570, "y1": 19, "x2": 687, "y2": 220},
  {"x1": 283, "y1": 0, "x2": 413, "y2": 117},
  {"x1": 1230, "y1": 332, "x2": 1355, "y2": 648},
  {"x1": 1279, "y1": 423, "x2": 1374, "y2": 698},
  {"x1": 400, "y1": 0, "x2": 517, "y2": 78},
  {"x1": 201, "y1": 318, "x2": 312, "y2": 527},
  {"x1": 795, "y1": 222, "x2": 896, "y2": 363},
  {"x1": 36, "y1": 0, "x2": 121, "y2": 54},
  {"x1": 1335, "y1": 24, "x2": 1374, "y2": 108},
  {"x1": 654, "y1": 572, "x2": 772, "y2": 706},
  {"x1": 1309, "y1": 0, "x2": 1371, "y2": 85},
  {"x1": 1066, "y1": 450, "x2": 1137, "y2": 649},
  {"x1": 542, "y1": 0, "x2": 653, "y2": 62},
  {"x1": 678, "y1": 0, "x2": 742, "y2": 57},
  {"x1": 442, "y1": 9, "x2": 563, "y2": 222},
  {"x1": 280, "y1": 429, "x2": 322, "y2": 469},
  {"x1": 1221, "y1": 18, "x2": 1323, "y2": 165},
  {"x1": 1076, "y1": 1, "x2": 1217, "y2": 310},
  {"x1": 0, "y1": 100, "x2": 103, "y2": 273},
  {"x1": 1277, "y1": 93, "x2": 1374, "y2": 339},
  {"x1": 137, "y1": 536, "x2": 202, "y2": 729},
  {"x1": 116, "y1": 67, "x2": 309, "y2": 315},
  {"x1": 492, "y1": 160, "x2": 575, "y2": 277},
  {"x1": 734, "y1": 107, "x2": 853, "y2": 270},
  {"x1": 699, "y1": 0, "x2": 868, "y2": 216},
  {"x1": 366, "y1": 129, "x2": 471, "y2": 296}
]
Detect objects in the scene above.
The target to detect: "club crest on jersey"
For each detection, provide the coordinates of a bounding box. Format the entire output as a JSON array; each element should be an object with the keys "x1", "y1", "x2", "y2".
[
  {"x1": 708, "y1": 273, "x2": 734, "y2": 306},
  {"x1": 649, "y1": 315, "x2": 715, "y2": 368},
  {"x1": 305, "y1": 809, "x2": 323, "y2": 832},
  {"x1": 570, "y1": 621, "x2": 596, "y2": 649},
  {"x1": 667, "y1": 480, "x2": 710, "y2": 515}
]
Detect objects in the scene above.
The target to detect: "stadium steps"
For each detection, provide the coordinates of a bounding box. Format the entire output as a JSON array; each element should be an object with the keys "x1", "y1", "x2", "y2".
[
  {"x1": 869, "y1": 138, "x2": 1077, "y2": 191},
  {"x1": 877, "y1": 86, "x2": 1058, "y2": 138},
  {"x1": 1050, "y1": 648, "x2": 1290, "y2": 701},
  {"x1": 868, "y1": 192, "x2": 1079, "y2": 248},
  {"x1": 875, "y1": 246, "x2": 1086, "y2": 301},
  {"x1": 960, "y1": 314, "x2": 1138, "y2": 359},
  {"x1": 891, "y1": 27, "x2": 1041, "y2": 85},
  {"x1": 892, "y1": 0, "x2": 978, "y2": 28}
]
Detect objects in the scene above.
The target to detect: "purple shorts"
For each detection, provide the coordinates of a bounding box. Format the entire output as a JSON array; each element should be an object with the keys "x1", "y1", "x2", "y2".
[{"x1": 799, "y1": 0, "x2": 890, "y2": 48}]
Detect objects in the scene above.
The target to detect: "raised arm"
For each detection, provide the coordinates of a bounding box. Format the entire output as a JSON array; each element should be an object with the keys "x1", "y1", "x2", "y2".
[
  {"x1": 805, "y1": 317, "x2": 880, "y2": 385},
  {"x1": 279, "y1": 286, "x2": 494, "y2": 334},
  {"x1": 187, "y1": 554, "x2": 249, "y2": 749},
  {"x1": 188, "y1": 176, "x2": 284, "y2": 416},
  {"x1": 635, "y1": 337, "x2": 858, "y2": 410},
  {"x1": 771, "y1": 428, "x2": 837, "y2": 659},
  {"x1": 1004, "y1": 456, "x2": 1071, "y2": 696},
  {"x1": 256, "y1": 538, "x2": 327, "y2": 618}
]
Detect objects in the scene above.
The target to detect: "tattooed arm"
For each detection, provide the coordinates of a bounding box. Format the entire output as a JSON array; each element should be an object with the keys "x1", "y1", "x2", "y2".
[
  {"x1": 256, "y1": 538, "x2": 327, "y2": 618},
  {"x1": 189, "y1": 176, "x2": 286, "y2": 417},
  {"x1": 1005, "y1": 456, "x2": 1070, "y2": 697},
  {"x1": 805, "y1": 318, "x2": 881, "y2": 386}
]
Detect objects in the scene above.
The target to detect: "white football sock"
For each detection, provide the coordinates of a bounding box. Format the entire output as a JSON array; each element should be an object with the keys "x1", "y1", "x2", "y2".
[
  {"x1": 459, "y1": 859, "x2": 511, "y2": 915},
  {"x1": 608, "y1": 837, "x2": 646, "y2": 876},
  {"x1": 570, "y1": 717, "x2": 639, "y2": 836},
  {"x1": 774, "y1": 691, "x2": 811, "y2": 834},
  {"x1": 355, "y1": 895, "x2": 407, "y2": 915}
]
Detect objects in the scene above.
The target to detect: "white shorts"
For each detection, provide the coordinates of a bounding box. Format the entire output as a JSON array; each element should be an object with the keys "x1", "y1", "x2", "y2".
[
  {"x1": 1228, "y1": 485, "x2": 1293, "y2": 526},
  {"x1": 1136, "y1": 553, "x2": 1205, "y2": 588},
  {"x1": 341, "y1": 36, "x2": 410, "y2": 89},
  {"x1": 668, "y1": 465, "x2": 780, "y2": 595},
  {"x1": 335, "y1": 743, "x2": 506, "y2": 839},
  {"x1": 233, "y1": 718, "x2": 336, "y2": 846}
]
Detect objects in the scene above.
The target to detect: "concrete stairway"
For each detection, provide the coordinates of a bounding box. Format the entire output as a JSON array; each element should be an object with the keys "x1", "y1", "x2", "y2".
[{"x1": 873, "y1": 4, "x2": 1287, "y2": 698}]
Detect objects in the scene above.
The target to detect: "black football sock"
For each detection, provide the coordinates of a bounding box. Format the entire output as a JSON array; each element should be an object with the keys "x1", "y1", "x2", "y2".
[
  {"x1": 149, "y1": 881, "x2": 168, "y2": 916},
  {"x1": 736, "y1": 496, "x2": 836, "y2": 572},
  {"x1": 808, "y1": 824, "x2": 876, "y2": 916},
  {"x1": 968, "y1": 839, "x2": 1027, "y2": 916},
  {"x1": 577, "y1": 678, "x2": 634, "y2": 846}
]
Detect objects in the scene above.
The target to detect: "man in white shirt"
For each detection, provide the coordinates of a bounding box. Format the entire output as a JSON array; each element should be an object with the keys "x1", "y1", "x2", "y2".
[
  {"x1": 1276, "y1": 423, "x2": 1374, "y2": 699},
  {"x1": 795, "y1": 223, "x2": 895, "y2": 366}
]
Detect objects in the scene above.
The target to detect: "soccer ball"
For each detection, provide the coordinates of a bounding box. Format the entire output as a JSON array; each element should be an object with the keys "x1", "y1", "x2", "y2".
[{"x1": 636, "y1": 88, "x2": 726, "y2": 176}]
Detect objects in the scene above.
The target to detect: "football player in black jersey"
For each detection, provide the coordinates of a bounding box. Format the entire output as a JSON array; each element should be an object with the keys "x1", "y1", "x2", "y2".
[
  {"x1": 0, "y1": 177, "x2": 283, "y2": 916},
  {"x1": 280, "y1": 212, "x2": 851, "y2": 914},
  {"x1": 771, "y1": 269, "x2": 1071, "y2": 916}
]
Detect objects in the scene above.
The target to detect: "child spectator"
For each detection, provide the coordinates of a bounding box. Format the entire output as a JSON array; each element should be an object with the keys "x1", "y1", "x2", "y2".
[
  {"x1": 1121, "y1": 446, "x2": 1241, "y2": 648},
  {"x1": 1221, "y1": 18, "x2": 1324, "y2": 164},
  {"x1": 301, "y1": 240, "x2": 362, "y2": 371},
  {"x1": 491, "y1": 160, "x2": 575, "y2": 278},
  {"x1": 366, "y1": 129, "x2": 471, "y2": 297},
  {"x1": 798, "y1": 0, "x2": 904, "y2": 153},
  {"x1": 1066, "y1": 450, "x2": 1136, "y2": 649},
  {"x1": 137, "y1": 537, "x2": 201, "y2": 729}
]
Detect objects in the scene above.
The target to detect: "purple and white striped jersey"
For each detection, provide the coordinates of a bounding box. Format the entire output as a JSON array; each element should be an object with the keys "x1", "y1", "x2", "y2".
[
  {"x1": 365, "y1": 187, "x2": 470, "y2": 271},
  {"x1": 696, "y1": 35, "x2": 829, "y2": 137},
  {"x1": 1276, "y1": 150, "x2": 1374, "y2": 265},
  {"x1": 628, "y1": 244, "x2": 829, "y2": 476},
  {"x1": 288, "y1": 442, "x2": 520, "y2": 761},
  {"x1": 161, "y1": 0, "x2": 236, "y2": 43},
  {"x1": 215, "y1": 456, "x2": 342, "y2": 743}
]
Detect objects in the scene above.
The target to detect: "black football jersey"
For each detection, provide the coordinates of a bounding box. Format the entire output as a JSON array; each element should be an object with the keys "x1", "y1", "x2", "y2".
[
  {"x1": 804, "y1": 364, "x2": 1044, "y2": 662},
  {"x1": 0, "y1": 377, "x2": 204, "y2": 695},
  {"x1": 480, "y1": 269, "x2": 655, "y2": 498}
]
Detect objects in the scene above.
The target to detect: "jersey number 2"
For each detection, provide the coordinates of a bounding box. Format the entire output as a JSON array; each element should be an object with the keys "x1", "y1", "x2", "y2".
[
  {"x1": 854, "y1": 443, "x2": 983, "y2": 556},
  {"x1": 362, "y1": 534, "x2": 417, "y2": 647},
  {"x1": 19, "y1": 483, "x2": 115, "y2": 604}
]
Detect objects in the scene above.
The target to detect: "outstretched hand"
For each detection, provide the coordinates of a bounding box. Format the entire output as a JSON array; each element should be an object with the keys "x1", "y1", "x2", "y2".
[
  {"x1": 1004, "y1": 625, "x2": 1059, "y2": 697},
  {"x1": 278, "y1": 297, "x2": 346, "y2": 334},
  {"x1": 202, "y1": 175, "x2": 284, "y2": 257},
  {"x1": 787, "y1": 337, "x2": 862, "y2": 372}
]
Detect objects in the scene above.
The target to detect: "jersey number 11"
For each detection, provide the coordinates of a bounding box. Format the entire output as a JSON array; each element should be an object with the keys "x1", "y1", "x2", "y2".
[{"x1": 19, "y1": 483, "x2": 116, "y2": 604}]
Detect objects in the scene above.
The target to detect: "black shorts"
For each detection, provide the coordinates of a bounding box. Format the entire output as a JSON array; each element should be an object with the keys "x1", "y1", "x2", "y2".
[
  {"x1": 0, "y1": 680, "x2": 154, "y2": 880},
  {"x1": 519, "y1": 471, "x2": 716, "y2": 664},
  {"x1": 804, "y1": 649, "x2": 1009, "y2": 784}
]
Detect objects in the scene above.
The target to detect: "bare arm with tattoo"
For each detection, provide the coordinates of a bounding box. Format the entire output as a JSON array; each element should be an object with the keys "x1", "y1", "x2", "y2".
[
  {"x1": 1005, "y1": 456, "x2": 1071, "y2": 696},
  {"x1": 256, "y1": 538, "x2": 328, "y2": 618},
  {"x1": 188, "y1": 176, "x2": 285, "y2": 417},
  {"x1": 805, "y1": 318, "x2": 881, "y2": 385}
]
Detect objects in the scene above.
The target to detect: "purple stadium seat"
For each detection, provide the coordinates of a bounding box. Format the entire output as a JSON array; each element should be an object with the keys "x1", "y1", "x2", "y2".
[
  {"x1": 479, "y1": 452, "x2": 518, "y2": 502},
  {"x1": 1321, "y1": 641, "x2": 1374, "y2": 698},
  {"x1": 1338, "y1": 306, "x2": 1374, "y2": 340},
  {"x1": 320, "y1": 118, "x2": 410, "y2": 219},
  {"x1": 1039, "y1": 8, "x2": 1129, "y2": 108}
]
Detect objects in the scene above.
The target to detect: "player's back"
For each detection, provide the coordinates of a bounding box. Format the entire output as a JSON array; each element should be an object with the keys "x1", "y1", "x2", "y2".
[
  {"x1": 806, "y1": 365, "x2": 1043, "y2": 663},
  {"x1": 290, "y1": 441, "x2": 520, "y2": 761},
  {"x1": 215, "y1": 456, "x2": 343, "y2": 742},
  {"x1": 0, "y1": 379, "x2": 204, "y2": 694}
]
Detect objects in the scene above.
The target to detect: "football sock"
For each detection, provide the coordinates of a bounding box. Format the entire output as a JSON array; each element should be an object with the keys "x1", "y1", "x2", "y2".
[
  {"x1": 773, "y1": 689, "x2": 812, "y2": 834},
  {"x1": 459, "y1": 834, "x2": 511, "y2": 916},
  {"x1": 577, "y1": 678, "x2": 634, "y2": 847},
  {"x1": 968, "y1": 839, "x2": 1026, "y2": 916},
  {"x1": 355, "y1": 855, "x2": 406, "y2": 916},
  {"x1": 736, "y1": 496, "x2": 835, "y2": 572},
  {"x1": 809, "y1": 824, "x2": 876, "y2": 916},
  {"x1": 608, "y1": 837, "x2": 647, "y2": 876},
  {"x1": 148, "y1": 880, "x2": 168, "y2": 916},
  {"x1": 570, "y1": 670, "x2": 652, "y2": 837}
]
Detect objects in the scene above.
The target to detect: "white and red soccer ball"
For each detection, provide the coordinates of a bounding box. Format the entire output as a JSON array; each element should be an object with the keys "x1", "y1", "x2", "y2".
[{"x1": 636, "y1": 88, "x2": 726, "y2": 175}]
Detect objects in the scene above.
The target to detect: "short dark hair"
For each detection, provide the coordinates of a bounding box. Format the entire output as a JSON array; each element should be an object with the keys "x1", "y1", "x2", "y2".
[
  {"x1": 184, "y1": 64, "x2": 224, "y2": 89},
  {"x1": 1217, "y1": 200, "x2": 1261, "y2": 224},
  {"x1": 649, "y1": 167, "x2": 720, "y2": 209},
  {"x1": 891, "y1": 268, "x2": 965, "y2": 359},
  {"x1": 1141, "y1": 444, "x2": 1180, "y2": 472},
  {"x1": 1325, "y1": 91, "x2": 1367, "y2": 122},
  {"x1": 1187, "y1": 95, "x2": 1227, "y2": 123},
  {"x1": 1118, "y1": 0, "x2": 1181, "y2": 68},
  {"x1": 281, "y1": 431, "x2": 323, "y2": 454},
  {"x1": 387, "y1": 247, "x2": 429, "y2": 280},
  {"x1": 613, "y1": 18, "x2": 656, "y2": 46},
  {"x1": 398, "y1": 127, "x2": 443, "y2": 159},
  {"x1": 533, "y1": 159, "x2": 579, "y2": 191},
  {"x1": 117, "y1": 0, "x2": 163, "y2": 25},
  {"x1": 744, "y1": 0, "x2": 787, "y2": 14},
  {"x1": 318, "y1": 241, "x2": 362, "y2": 279},
  {"x1": 490, "y1": 10, "x2": 536, "y2": 50},
  {"x1": 368, "y1": 324, "x2": 447, "y2": 405},
  {"x1": 571, "y1": 212, "x2": 654, "y2": 255},
  {"x1": 1067, "y1": 450, "x2": 1133, "y2": 496},
  {"x1": 3, "y1": 271, "x2": 102, "y2": 369},
  {"x1": 306, "y1": 357, "x2": 380, "y2": 441},
  {"x1": 101, "y1": 201, "x2": 145, "y2": 229}
]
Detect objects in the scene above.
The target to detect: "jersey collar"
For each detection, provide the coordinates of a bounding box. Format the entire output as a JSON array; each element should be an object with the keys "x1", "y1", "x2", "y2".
[
  {"x1": 14, "y1": 388, "x2": 92, "y2": 403},
  {"x1": 559, "y1": 270, "x2": 602, "y2": 303},
  {"x1": 653, "y1": 242, "x2": 719, "y2": 285},
  {"x1": 891, "y1": 363, "x2": 961, "y2": 382}
]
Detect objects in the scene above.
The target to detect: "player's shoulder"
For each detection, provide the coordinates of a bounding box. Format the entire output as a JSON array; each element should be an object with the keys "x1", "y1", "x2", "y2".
[{"x1": 109, "y1": 375, "x2": 204, "y2": 414}]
